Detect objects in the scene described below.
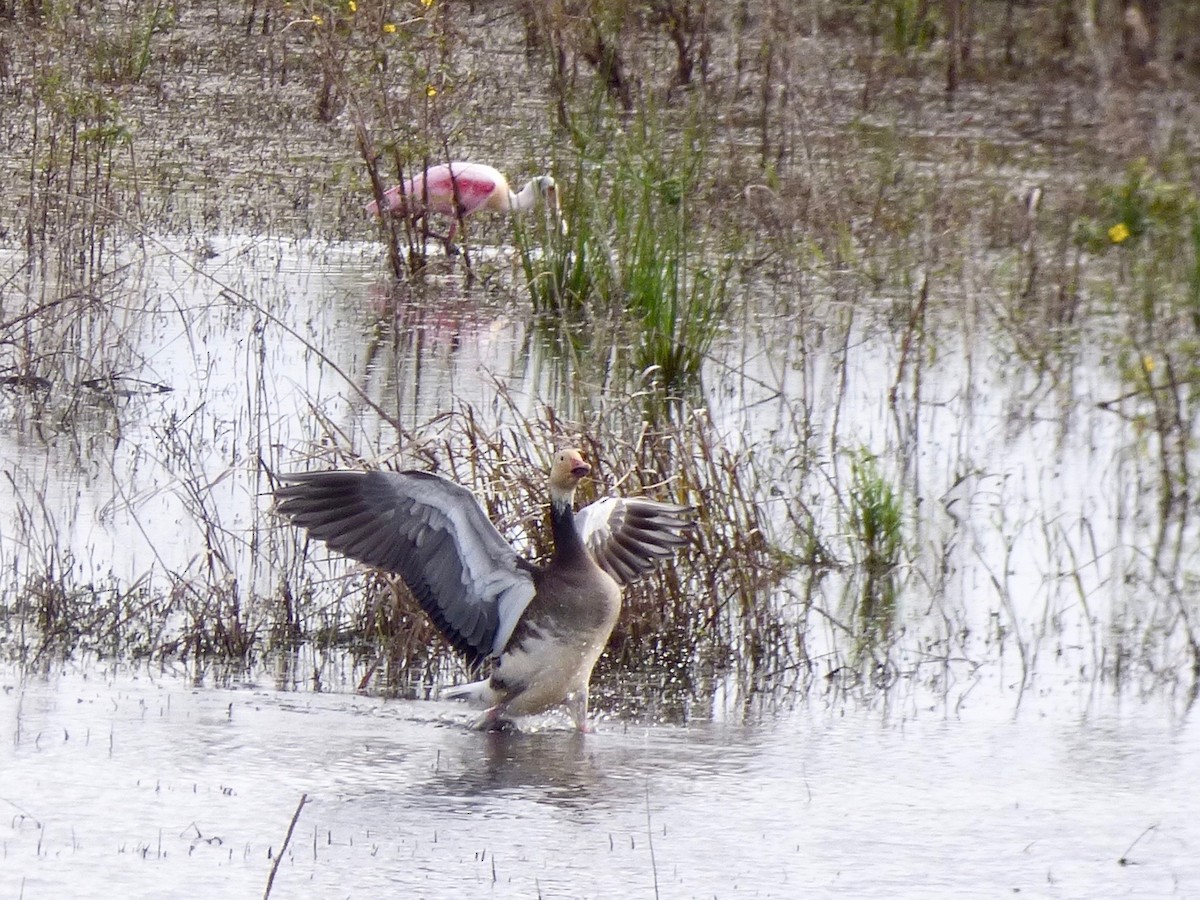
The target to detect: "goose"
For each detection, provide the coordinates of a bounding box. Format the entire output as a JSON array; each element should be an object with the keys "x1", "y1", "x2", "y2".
[{"x1": 275, "y1": 448, "x2": 692, "y2": 731}]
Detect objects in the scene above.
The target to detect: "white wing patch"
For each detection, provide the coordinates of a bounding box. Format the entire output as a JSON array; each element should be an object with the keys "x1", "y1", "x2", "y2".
[{"x1": 575, "y1": 496, "x2": 693, "y2": 585}]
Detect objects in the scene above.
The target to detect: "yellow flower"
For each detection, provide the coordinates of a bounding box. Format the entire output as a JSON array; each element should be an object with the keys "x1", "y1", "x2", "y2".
[
  {"x1": 426, "y1": 84, "x2": 438, "y2": 98},
  {"x1": 421, "y1": 0, "x2": 434, "y2": 7},
  {"x1": 311, "y1": 13, "x2": 323, "y2": 25},
  {"x1": 1108, "y1": 222, "x2": 1131, "y2": 244},
  {"x1": 1142, "y1": 355, "x2": 1155, "y2": 373},
  {"x1": 348, "y1": 0, "x2": 356, "y2": 10},
  {"x1": 383, "y1": 22, "x2": 397, "y2": 33}
]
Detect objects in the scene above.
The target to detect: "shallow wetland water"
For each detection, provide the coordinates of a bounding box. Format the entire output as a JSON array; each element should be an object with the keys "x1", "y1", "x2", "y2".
[{"x1": 4, "y1": 664, "x2": 1198, "y2": 897}]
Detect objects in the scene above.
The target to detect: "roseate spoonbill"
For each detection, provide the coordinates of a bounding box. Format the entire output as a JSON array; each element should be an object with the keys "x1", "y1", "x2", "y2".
[
  {"x1": 275, "y1": 448, "x2": 692, "y2": 732},
  {"x1": 366, "y1": 162, "x2": 562, "y2": 246}
]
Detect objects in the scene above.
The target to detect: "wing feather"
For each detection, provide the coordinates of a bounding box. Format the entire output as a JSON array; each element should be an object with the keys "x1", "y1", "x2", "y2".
[
  {"x1": 275, "y1": 469, "x2": 536, "y2": 665},
  {"x1": 575, "y1": 497, "x2": 694, "y2": 586}
]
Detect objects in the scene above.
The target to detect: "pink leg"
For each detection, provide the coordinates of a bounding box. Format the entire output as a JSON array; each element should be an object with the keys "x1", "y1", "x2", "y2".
[
  {"x1": 474, "y1": 704, "x2": 510, "y2": 731},
  {"x1": 442, "y1": 220, "x2": 466, "y2": 258},
  {"x1": 565, "y1": 689, "x2": 593, "y2": 732},
  {"x1": 415, "y1": 219, "x2": 460, "y2": 256}
]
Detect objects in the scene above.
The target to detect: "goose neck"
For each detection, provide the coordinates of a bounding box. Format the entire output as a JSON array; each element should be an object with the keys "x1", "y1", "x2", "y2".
[{"x1": 550, "y1": 494, "x2": 588, "y2": 562}]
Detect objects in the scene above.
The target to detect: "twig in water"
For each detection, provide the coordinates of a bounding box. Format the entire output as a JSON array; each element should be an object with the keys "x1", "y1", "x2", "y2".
[
  {"x1": 645, "y1": 783, "x2": 659, "y2": 900},
  {"x1": 264, "y1": 793, "x2": 308, "y2": 899},
  {"x1": 1118, "y1": 823, "x2": 1157, "y2": 866}
]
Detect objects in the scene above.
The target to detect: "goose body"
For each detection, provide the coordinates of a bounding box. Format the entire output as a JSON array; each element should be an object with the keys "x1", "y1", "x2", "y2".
[
  {"x1": 366, "y1": 162, "x2": 560, "y2": 245},
  {"x1": 275, "y1": 449, "x2": 691, "y2": 731}
]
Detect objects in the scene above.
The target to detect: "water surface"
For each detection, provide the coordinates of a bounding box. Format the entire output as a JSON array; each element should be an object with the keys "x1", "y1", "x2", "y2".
[{"x1": 2, "y1": 665, "x2": 1195, "y2": 897}]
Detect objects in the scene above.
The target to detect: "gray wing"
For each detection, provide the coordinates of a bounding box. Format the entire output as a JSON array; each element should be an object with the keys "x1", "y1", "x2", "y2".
[
  {"x1": 574, "y1": 497, "x2": 693, "y2": 585},
  {"x1": 275, "y1": 469, "x2": 535, "y2": 666}
]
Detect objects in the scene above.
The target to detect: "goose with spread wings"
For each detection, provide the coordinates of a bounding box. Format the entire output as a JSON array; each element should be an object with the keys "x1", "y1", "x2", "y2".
[{"x1": 274, "y1": 448, "x2": 693, "y2": 731}]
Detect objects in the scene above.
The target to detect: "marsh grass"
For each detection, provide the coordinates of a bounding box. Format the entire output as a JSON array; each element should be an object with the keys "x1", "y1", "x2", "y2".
[
  {"x1": 87, "y1": 1, "x2": 170, "y2": 84},
  {"x1": 0, "y1": 234, "x2": 784, "y2": 703},
  {"x1": 1078, "y1": 159, "x2": 1200, "y2": 335},
  {"x1": 846, "y1": 449, "x2": 903, "y2": 652},
  {"x1": 0, "y1": 474, "x2": 166, "y2": 662},
  {"x1": 24, "y1": 65, "x2": 135, "y2": 278},
  {"x1": 295, "y1": 0, "x2": 473, "y2": 277},
  {"x1": 605, "y1": 107, "x2": 734, "y2": 391},
  {"x1": 519, "y1": 95, "x2": 735, "y2": 396},
  {"x1": 1080, "y1": 161, "x2": 1200, "y2": 557},
  {"x1": 515, "y1": 163, "x2": 604, "y2": 314},
  {"x1": 0, "y1": 245, "x2": 190, "y2": 470}
]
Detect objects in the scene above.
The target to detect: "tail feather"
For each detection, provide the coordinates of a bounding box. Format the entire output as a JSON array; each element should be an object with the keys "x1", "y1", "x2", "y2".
[{"x1": 442, "y1": 679, "x2": 495, "y2": 707}]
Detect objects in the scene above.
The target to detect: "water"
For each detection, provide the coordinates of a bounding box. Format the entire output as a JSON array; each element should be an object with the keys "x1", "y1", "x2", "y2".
[
  {"x1": 2, "y1": 664, "x2": 1195, "y2": 897},
  {"x1": 0, "y1": 237, "x2": 568, "y2": 579}
]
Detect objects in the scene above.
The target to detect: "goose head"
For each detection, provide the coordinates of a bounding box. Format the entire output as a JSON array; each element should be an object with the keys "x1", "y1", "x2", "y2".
[{"x1": 548, "y1": 447, "x2": 590, "y2": 507}]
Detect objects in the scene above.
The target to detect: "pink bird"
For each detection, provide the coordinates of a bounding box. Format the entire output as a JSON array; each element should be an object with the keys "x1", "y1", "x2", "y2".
[{"x1": 366, "y1": 162, "x2": 561, "y2": 245}]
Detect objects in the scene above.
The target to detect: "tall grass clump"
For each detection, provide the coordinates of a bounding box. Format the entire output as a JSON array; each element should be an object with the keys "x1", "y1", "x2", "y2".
[
  {"x1": 515, "y1": 157, "x2": 606, "y2": 314},
  {"x1": 520, "y1": 94, "x2": 735, "y2": 395},
  {"x1": 876, "y1": 0, "x2": 938, "y2": 58},
  {"x1": 613, "y1": 122, "x2": 732, "y2": 393},
  {"x1": 605, "y1": 105, "x2": 734, "y2": 394},
  {"x1": 846, "y1": 449, "x2": 903, "y2": 652},
  {"x1": 87, "y1": 1, "x2": 171, "y2": 84},
  {"x1": 25, "y1": 64, "x2": 136, "y2": 277}
]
